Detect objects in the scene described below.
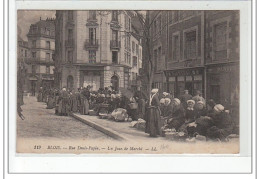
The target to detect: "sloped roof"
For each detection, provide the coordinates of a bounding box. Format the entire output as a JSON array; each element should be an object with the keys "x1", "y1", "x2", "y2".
[{"x1": 33, "y1": 19, "x2": 55, "y2": 30}]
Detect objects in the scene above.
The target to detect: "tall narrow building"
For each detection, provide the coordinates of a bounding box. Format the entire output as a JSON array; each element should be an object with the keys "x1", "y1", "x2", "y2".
[
  {"x1": 55, "y1": 10, "x2": 142, "y2": 91},
  {"x1": 26, "y1": 18, "x2": 55, "y2": 94}
]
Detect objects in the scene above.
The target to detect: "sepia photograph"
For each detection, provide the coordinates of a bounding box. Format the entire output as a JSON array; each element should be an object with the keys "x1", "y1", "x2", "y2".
[{"x1": 16, "y1": 9, "x2": 240, "y2": 154}]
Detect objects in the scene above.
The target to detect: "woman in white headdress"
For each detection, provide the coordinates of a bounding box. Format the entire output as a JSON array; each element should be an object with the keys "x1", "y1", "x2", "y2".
[{"x1": 145, "y1": 88, "x2": 161, "y2": 137}]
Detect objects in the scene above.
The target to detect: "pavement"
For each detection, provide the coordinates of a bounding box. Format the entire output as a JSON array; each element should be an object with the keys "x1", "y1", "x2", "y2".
[
  {"x1": 71, "y1": 113, "x2": 170, "y2": 142},
  {"x1": 17, "y1": 96, "x2": 114, "y2": 140}
]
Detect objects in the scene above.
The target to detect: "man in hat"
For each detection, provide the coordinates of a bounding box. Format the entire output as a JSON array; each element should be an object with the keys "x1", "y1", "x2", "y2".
[{"x1": 180, "y1": 90, "x2": 192, "y2": 109}]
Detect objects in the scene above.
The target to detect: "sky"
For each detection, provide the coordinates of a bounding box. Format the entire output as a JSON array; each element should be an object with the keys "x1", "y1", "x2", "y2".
[{"x1": 17, "y1": 10, "x2": 56, "y2": 41}]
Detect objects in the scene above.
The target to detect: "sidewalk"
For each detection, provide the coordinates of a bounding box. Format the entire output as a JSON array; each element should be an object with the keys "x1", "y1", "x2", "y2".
[{"x1": 71, "y1": 113, "x2": 168, "y2": 142}]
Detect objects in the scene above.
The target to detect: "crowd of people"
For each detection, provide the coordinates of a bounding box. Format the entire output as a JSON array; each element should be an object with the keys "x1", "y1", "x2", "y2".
[
  {"x1": 37, "y1": 86, "x2": 146, "y2": 121},
  {"x1": 37, "y1": 86, "x2": 238, "y2": 142},
  {"x1": 146, "y1": 89, "x2": 236, "y2": 142}
]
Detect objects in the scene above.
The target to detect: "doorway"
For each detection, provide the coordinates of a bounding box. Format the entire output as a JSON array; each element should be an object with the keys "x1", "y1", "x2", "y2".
[
  {"x1": 210, "y1": 85, "x2": 220, "y2": 103},
  {"x1": 67, "y1": 75, "x2": 74, "y2": 91},
  {"x1": 111, "y1": 75, "x2": 119, "y2": 91}
]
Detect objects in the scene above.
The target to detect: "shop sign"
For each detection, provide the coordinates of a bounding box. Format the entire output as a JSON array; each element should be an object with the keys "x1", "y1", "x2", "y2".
[
  {"x1": 177, "y1": 76, "x2": 185, "y2": 81},
  {"x1": 194, "y1": 75, "x2": 202, "y2": 81},
  {"x1": 169, "y1": 77, "x2": 176, "y2": 82},
  {"x1": 167, "y1": 68, "x2": 203, "y2": 77},
  {"x1": 207, "y1": 65, "x2": 238, "y2": 73},
  {"x1": 186, "y1": 76, "x2": 192, "y2": 81}
]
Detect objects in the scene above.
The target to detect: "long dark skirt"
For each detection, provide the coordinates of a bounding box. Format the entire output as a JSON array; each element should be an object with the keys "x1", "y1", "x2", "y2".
[
  {"x1": 37, "y1": 93, "x2": 43, "y2": 102},
  {"x1": 145, "y1": 106, "x2": 160, "y2": 137},
  {"x1": 138, "y1": 99, "x2": 146, "y2": 119},
  {"x1": 71, "y1": 98, "x2": 78, "y2": 113},
  {"x1": 46, "y1": 97, "x2": 55, "y2": 109},
  {"x1": 80, "y1": 99, "x2": 89, "y2": 115}
]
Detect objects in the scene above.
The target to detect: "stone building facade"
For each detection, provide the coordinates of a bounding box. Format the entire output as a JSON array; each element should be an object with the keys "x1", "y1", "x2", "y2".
[
  {"x1": 26, "y1": 18, "x2": 55, "y2": 94},
  {"x1": 55, "y1": 10, "x2": 142, "y2": 91},
  {"x1": 149, "y1": 10, "x2": 239, "y2": 106}
]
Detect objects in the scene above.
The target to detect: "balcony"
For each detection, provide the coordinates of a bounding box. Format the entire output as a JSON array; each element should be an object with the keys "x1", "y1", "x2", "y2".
[
  {"x1": 110, "y1": 40, "x2": 121, "y2": 49},
  {"x1": 84, "y1": 39, "x2": 99, "y2": 50},
  {"x1": 27, "y1": 31, "x2": 55, "y2": 39},
  {"x1": 65, "y1": 39, "x2": 74, "y2": 48},
  {"x1": 24, "y1": 58, "x2": 54, "y2": 65}
]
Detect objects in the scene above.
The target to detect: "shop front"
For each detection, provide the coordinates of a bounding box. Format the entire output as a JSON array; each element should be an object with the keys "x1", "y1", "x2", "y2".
[
  {"x1": 206, "y1": 62, "x2": 239, "y2": 106},
  {"x1": 165, "y1": 67, "x2": 204, "y2": 98},
  {"x1": 79, "y1": 66, "x2": 104, "y2": 91}
]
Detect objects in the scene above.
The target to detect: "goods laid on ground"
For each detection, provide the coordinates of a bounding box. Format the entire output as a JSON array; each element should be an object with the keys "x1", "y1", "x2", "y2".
[
  {"x1": 111, "y1": 108, "x2": 128, "y2": 122},
  {"x1": 130, "y1": 118, "x2": 146, "y2": 131},
  {"x1": 89, "y1": 110, "x2": 97, "y2": 116}
]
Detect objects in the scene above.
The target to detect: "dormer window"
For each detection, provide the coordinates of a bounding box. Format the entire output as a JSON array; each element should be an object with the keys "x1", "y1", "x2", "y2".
[
  {"x1": 68, "y1": 11, "x2": 73, "y2": 21},
  {"x1": 89, "y1": 10, "x2": 97, "y2": 20},
  {"x1": 112, "y1": 11, "x2": 118, "y2": 22}
]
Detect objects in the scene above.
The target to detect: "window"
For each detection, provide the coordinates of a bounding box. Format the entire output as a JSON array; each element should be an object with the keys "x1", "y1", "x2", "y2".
[
  {"x1": 25, "y1": 50, "x2": 27, "y2": 57},
  {"x1": 124, "y1": 52, "x2": 127, "y2": 63},
  {"x1": 46, "y1": 41, "x2": 50, "y2": 49},
  {"x1": 133, "y1": 56, "x2": 137, "y2": 67},
  {"x1": 172, "y1": 34, "x2": 180, "y2": 61},
  {"x1": 112, "y1": 11, "x2": 118, "y2": 22},
  {"x1": 50, "y1": 66, "x2": 54, "y2": 74},
  {"x1": 89, "y1": 28, "x2": 96, "y2": 44},
  {"x1": 40, "y1": 65, "x2": 46, "y2": 74},
  {"x1": 157, "y1": 15, "x2": 162, "y2": 35},
  {"x1": 136, "y1": 44, "x2": 139, "y2": 55},
  {"x1": 184, "y1": 30, "x2": 197, "y2": 59},
  {"x1": 68, "y1": 29, "x2": 73, "y2": 40},
  {"x1": 32, "y1": 65, "x2": 36, "y2": 74},
  {"x1": 46, "y1": 66, "x2": 50, "y2": 74},
  {"x1": 46, "y1": 53, "x2": 50, "y2": 61},
  {"x1": 154, "y1": 49, "x2": 157, "y2": 71},
  {"x1": 214, "y1": 22, "x2": 228, "y2": 60},
  {"x1": 125, "y1": 15, "x2": 130, "y2": 31},
  {"x1": 112, "y1": 30, "x2": 118, "y2": 41},
  {"x1": 112, "y1": 51, "x2": 118, "y2": 64},
  {"x1": 158, "y1": 47, "x2": 161, "y2": 61},
  {"x1": 32, "y1": 40, "x2": 36, "y2": 48},
  {"x1": 153, "y1": 20, "x2": 157, "y2": 37},
  {"x1": 127, "y1": 35, "x2": 130, "y2": 51},
  {"x1": 132, "y1": 42, "x2": 135, "y2": 53},
  {"x1": 67, "y1": 50, "x2": 73, "y2": 63},
  {"x1": 46, "y1": 28, "x2": 50, "y2": 36},
  {"x1": 68, "y1": 11, "x2": 73, "y2": 20},
  {"x1": 32, "y1": 52, "x2": 36, "y2": 58},
  {"x1": 89, "y1": 50, "x2": 96, "y2": 63},
  {"x1": 89, "y1": 11, "x2": 96, "y2": 20}
]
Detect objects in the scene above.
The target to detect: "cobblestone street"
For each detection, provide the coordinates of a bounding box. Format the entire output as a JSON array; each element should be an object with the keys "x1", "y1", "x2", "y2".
[{"x1": 17, "y1": 96, "x2": 113, "y2": 140}]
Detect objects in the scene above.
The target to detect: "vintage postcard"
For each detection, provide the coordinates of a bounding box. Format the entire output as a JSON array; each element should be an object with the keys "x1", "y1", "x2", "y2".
[{"x1": 16, "y1": 9, "x2": 241, "y2": 154}]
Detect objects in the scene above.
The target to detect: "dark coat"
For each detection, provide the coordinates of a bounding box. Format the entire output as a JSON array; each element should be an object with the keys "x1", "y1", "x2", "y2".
[
  {"x1": 145, "y1": 94, "x2": 160, "y2": 137},
  {"x1": 207, "y1": 112, "x2": 234, "y2": 140},
  {"x1": 167, "y1": 104, "x2": 185, "y2": 130}
]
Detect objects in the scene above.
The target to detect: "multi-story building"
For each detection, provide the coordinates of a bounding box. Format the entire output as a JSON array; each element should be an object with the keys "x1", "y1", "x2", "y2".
[
  {"x1": 164, "y1": 11, "x2": 205, "y2": 98},
  {"x1": 55, "y1": 10, "x2": 142, "y2": 91},
  {"x1": 26, "y1": 18, "x2": 55, "y2": 94},
  {"x1": 149, "y1": 10, "x2": 239, "y2": 106},
  {"x1": 205, "y1": 10, "x2": 239, "y2": 105},
  {"x1": 150, "y1": 11, "x2": 169, "y2": 95},
  {"x1": 129, "y1": 24, "x2": 142, "y2": 90},
  {"x1": 17, "y1": 36, "x2": 30, "y2": 92}
]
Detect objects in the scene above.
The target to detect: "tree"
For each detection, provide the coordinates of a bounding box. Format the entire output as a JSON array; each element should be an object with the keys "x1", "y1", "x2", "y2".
[{"x1": 131, "y1": 11, "x2": 162, "y2": 98}]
